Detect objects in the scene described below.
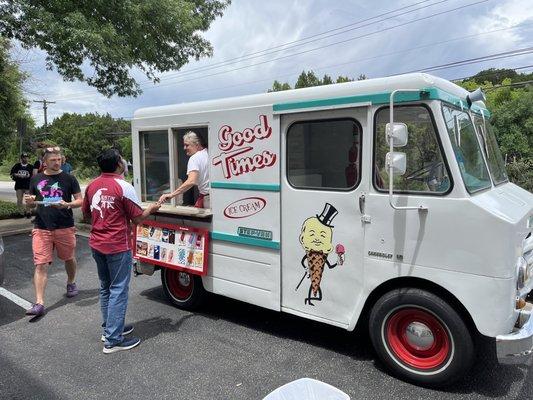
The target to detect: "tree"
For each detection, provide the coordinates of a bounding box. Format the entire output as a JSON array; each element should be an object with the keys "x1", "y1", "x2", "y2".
[
  {"x1": 42, "y1": 113, "x2": 131, "y2": 177},
  {"x1": 268, "y1": 80, "x2": 291, "y2": 92},
  {"x1": 0, "y1": 38, "x2": 32, "y2": 160},
  {"x1": 471, "y1": 68, "x2": 518, "y2": 86},
  {"x1": 458, "y1": 69, "x2": 533, "y2": 192},
  {"x1": 321, "y1": 74, "x2": 333, "y2": 85},
  {"x1": 0, "y1": 0, "x2": 231, "y2": 97},
  {"x1": 295, "y1": 70, "x2": 321, "y2": 89},
  {"x1": 336, "y1": 76, "x2": 353, "y2": 83}
]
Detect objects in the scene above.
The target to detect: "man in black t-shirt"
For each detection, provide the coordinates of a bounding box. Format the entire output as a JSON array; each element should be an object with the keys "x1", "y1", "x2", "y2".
[
  {"x1": 10, "y1": 153, "x2": 33, "y2": 217},
  {"x1": 24, "y1": 147, "x2": 83, "y2": 317}
]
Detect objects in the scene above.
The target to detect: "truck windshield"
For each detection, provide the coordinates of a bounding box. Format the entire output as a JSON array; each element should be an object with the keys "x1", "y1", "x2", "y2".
[
  {"x1": 442, "y1": 105, "x2": 491, "y2": 193},
  {"x1": 472, "y1": 114, "x2": 509, "y2": 186}
]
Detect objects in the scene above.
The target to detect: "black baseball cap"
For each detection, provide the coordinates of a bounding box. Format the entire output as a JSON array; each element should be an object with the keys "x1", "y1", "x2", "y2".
[{"x1": 20, "y1": 152, "x2": 29, "y2": 158}]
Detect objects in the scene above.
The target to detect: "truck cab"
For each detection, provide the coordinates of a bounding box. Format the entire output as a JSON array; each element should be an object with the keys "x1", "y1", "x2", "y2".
[{"x1": 132, "y1": 73, "x2": 533, "y2": 386}]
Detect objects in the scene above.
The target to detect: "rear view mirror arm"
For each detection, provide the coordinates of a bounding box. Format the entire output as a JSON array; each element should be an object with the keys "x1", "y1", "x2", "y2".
[{"x1": 388, "y1": 89, "x2": 428, "y2": 212}]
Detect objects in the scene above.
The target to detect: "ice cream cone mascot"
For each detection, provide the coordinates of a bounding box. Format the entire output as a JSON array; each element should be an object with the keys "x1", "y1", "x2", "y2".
[{"x1": 297, "y1": 203, "x2": 345, "y2": 306}]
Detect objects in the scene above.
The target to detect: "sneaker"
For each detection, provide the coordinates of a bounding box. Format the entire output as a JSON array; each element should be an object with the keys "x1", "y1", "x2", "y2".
[
  {"x1": 103, "y1": 337, "x2": 141, "y2": 354},
  {"x1": 25, "y1": 303, "x2": 46, "y2": 316},
  {"x1": 100, "y1": 324, "x2": 134, "y2": 342},
  {"x1": 66, "y1": 283, "x2": 78, "y2": 298}
]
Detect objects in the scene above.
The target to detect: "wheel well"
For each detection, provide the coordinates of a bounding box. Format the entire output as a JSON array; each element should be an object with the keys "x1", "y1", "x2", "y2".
[{"x1": 358, "y1": 277, "x2": 478, "y2": 335}]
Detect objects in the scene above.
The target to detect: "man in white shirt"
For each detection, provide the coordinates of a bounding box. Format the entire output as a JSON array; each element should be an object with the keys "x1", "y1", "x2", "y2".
[{"x1": 158, "y1": 131, "x2": 210, "y2": 208}]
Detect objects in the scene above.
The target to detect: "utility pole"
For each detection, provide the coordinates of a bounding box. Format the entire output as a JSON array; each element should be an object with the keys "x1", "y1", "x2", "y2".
[{"x1": 33, "y1": 99, "x2": 56, "y2": 130}]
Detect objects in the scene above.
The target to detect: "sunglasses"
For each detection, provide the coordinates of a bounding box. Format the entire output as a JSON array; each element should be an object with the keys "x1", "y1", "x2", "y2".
[{"x1": 44, "y1": 146, "x2": 61, "y2": 153}]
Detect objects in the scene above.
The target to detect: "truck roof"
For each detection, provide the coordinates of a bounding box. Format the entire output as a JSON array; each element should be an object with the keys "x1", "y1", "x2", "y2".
[{"x1": 133, "y1": 73, "x2": 475, "y2": 120}]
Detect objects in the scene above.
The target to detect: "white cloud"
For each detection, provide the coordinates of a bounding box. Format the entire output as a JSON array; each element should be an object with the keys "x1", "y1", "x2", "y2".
[
  {"x1": 12, "y1": 0, "x2": 533, "y2": 126},
  {"x1": 469, "y1": 0, "x2": 533, "y2": 52}
]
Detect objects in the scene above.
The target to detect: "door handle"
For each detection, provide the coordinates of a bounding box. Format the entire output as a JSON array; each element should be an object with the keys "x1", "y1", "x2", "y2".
[{"x1": 359, "y1": 194, "x2": 365, "y2": 214}]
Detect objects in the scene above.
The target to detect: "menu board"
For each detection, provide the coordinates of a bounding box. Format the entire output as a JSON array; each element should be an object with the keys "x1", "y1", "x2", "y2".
[{"x1": 133, "y1": 220, "x2": 209, "y2": 276}]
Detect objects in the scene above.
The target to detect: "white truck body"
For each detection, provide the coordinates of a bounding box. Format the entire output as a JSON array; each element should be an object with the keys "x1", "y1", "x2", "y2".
[{"x1": 132, "y1": 73, "x2": 533, "y2": 384}]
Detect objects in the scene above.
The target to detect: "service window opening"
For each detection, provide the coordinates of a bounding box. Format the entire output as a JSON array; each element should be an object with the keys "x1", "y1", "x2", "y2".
[
  {"x1": 172, "y1": 127, "x2": 208, "y2": 206},
  {"x1": 140, "y1": 130, "x2": 170, "y2": 202}
]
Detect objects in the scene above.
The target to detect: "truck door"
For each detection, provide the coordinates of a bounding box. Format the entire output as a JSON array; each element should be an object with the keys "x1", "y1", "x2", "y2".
[{"x1": 280, "y1": 107, "x2": 368, "y2": 327}]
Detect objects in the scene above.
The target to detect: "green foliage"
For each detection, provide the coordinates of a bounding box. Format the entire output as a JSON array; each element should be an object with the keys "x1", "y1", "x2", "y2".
[
  {"x1": 457, "y1": 68, "x2": 532, "y2": 192},
  {"x1": 41, "y1": 113, "x2": 131, "y2": 178},
  {"x1": 295, "y1": 70, "x2": 321, "y2": 89},
  {"x1": 471, "y1": 68, "x2": 518, "y2": 85},
  {"x1": 506, "y1": 160, "x2": 533, "y2": 193},
  {"x1": 0, "y1": 0, "x2": 231, "y2": 97},
  {"x1": 269, "y1": 71, "x2": 356, "y2": 92},
  {"x1": 489, "y1": 87, "x2": 533, "y2": 160},
  {"x1": 0, "y1": 200, "x2": 22, "y2": 220},
  {"x1": 268, "y1": 80, "x2": 292, "y2": 92},
  {"x1": 0, "y1": 38, "x2": 33, "y2": 160},
  {"x1": 336, "y1": 76, "x2": 353, "y2": 83}
]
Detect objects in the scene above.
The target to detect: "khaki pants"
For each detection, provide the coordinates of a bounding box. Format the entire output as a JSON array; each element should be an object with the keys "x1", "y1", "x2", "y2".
[{"x1": 15, "y1": 189, "x2": 29, "y2": 214}]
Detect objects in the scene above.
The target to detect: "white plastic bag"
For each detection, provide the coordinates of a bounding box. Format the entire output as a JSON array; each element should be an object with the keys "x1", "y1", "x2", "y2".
[{"x1": 263, "y1": 378, "x2": 350, "y2": 400}]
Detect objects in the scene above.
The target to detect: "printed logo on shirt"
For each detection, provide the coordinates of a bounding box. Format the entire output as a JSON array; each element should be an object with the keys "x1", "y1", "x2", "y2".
[
  {"x1": 37, "y1": 179, "x2": 64, "y2": 205},
  {"x1": 14, "y1": 170, "x2": 31, "y2": 179},
  {"x1": 90, "y1": 188, "x2": 116, "y2": 218}
]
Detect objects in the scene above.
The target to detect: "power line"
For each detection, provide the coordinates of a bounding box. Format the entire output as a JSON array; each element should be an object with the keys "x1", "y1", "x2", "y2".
[
  {"x1": 451, "y1": 65, "x2": 533, "y2": 82},
  {"x1": 139, "y1": 0, "x2": 453, "y2": 83},
  {"x1": 52, "y1": 0, "x2": 490, "y2": 101},
  {"x1": 485, "y1": 80, "x2": 533, "y2": 90},
  {"x1": 136, "y1": 0, "x2": 490, "y2": 90}
]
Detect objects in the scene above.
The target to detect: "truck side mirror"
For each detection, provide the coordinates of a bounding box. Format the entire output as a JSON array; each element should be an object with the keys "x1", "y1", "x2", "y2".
[
  {"x1": 386, "y1": 152, "x2": 407, "y2": 176},
  {"x1": 386, "y1": 123, "x2": 408, "y2": 147}
]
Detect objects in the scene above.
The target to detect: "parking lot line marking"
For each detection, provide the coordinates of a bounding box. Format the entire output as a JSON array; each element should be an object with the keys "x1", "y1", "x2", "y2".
[{"x1": 0, "y1": 287, "x2": 32, "y2": 310}]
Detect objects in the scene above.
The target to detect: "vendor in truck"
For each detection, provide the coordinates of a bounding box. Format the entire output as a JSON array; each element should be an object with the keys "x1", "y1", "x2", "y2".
[{"x1": 158, "y1": 131, "x2": 210, "y2": 209}]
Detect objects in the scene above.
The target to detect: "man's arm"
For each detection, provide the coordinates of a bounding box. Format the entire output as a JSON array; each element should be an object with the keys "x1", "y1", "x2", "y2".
[
  {"x1": 81, "y1": 188, "x2": 91, "y2": 220},
  {"x1": 131, "y1": 203, "x2": 161, "y2": 225},
  {"x1": 10, "y1": 164, "x2": 17, "y2": 179}
]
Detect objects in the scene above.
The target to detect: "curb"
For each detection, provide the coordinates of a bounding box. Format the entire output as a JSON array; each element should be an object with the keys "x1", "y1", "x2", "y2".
[{"x1": 0, "y1": 227, "x2": 32, "y2": 237}]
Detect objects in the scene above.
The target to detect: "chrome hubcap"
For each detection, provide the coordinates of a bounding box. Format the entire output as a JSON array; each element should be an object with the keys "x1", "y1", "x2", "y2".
[
  {"x1": 178, "y1": 272, "x2": 190, "y2": 286},
  {"x1": 405, "y1": 321, "x2": 434, "y2": 351}
]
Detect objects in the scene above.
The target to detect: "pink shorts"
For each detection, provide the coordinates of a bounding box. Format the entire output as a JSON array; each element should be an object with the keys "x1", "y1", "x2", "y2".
[{"x1": 32, "y1": 227, "x2": 76, "y2": 265}]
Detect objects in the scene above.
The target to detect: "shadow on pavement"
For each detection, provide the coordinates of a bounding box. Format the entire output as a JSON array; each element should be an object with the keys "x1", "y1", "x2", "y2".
[
  {"x1": 140, "y1": 284, "x2": 532, "y2": 398},
  {"x1": 0, "y1": 352, "x2": 61, "y2": 399},
  {"x1": 44, "y1": 288, "x2": 100, "y2": 315},
  {"x1": 139, "y1": 285, "x2": 374, "y2": 361},
  {"x1": 133, "y1": 314, "x2": 194, "y2": 342}
]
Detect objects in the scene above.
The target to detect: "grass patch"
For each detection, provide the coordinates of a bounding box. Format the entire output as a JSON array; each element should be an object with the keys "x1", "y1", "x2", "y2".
[{"x1": 0, "y1": 200, "x2": 22, "y2": 220}]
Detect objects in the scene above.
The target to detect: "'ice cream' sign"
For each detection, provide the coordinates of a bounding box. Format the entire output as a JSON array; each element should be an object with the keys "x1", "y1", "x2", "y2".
[
  {"x1": 224, "y1": 197, "x2": 266, "y2": 219},
  {"x1": 213, "y1": 115, "x2": 277, "y2": 179}
]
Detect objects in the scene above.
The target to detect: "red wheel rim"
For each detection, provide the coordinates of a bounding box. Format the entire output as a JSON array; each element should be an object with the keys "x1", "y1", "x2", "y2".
[
  {"x1": 385, "y1": 308, "x2": 451, "y2": 370},
  {"x1": 166, "y1": 270, "x2": 193, "y2": 301}
]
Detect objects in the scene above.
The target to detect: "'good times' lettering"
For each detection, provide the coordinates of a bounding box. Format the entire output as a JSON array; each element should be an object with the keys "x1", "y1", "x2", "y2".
[{"x1": 213, "y1": 115, "x2": 277, "y2": 179}]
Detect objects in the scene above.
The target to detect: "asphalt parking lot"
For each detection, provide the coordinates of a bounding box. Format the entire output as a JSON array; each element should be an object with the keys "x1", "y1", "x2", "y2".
[{"x1": 0, "y1": 233, "x2": 532, "y2": 400}]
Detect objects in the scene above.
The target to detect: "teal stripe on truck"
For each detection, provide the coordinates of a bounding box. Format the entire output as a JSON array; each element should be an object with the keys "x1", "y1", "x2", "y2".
[
  {"x1": 211, "y1": 182, "x2": 280, "y2": 192},
  {"x1": 272, "y1": 87, "x2": 491, "y2": 116},
  {"x1": 211, "y1": 231, "x2": 280, "y2": 250}
]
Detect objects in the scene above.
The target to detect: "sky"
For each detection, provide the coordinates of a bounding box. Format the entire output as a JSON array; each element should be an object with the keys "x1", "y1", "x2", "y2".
[{"x1": 11, "y1": 0, "x2": 533, "y2": 126}]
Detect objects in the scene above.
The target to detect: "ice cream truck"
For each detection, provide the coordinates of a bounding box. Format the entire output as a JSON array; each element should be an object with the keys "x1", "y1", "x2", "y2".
[{"x1": 131, "y1": 73, "x2": 533, "y2": 386}]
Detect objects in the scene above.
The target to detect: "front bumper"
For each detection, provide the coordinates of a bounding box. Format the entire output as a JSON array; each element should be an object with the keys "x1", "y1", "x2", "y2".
[{"x1": 496, "y1": 302, "x2": 533, "y2": 364}]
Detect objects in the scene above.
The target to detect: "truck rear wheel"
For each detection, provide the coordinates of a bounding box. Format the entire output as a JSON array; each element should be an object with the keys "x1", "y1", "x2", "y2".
[
  {"x1": 161, "y1": 268, "x2": 206, "y2": 310},
  {"x1": 368, "y1": 288, "x2": 474, "y2": 387}
]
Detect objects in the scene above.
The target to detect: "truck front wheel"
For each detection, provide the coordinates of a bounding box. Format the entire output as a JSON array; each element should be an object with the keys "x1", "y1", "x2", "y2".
[
  {"x1": 368, "y1": 288, "x2": 474, "y2": 387},
  {"x1": 161, "y1": 268, "x2": 206, "y2": 310}
]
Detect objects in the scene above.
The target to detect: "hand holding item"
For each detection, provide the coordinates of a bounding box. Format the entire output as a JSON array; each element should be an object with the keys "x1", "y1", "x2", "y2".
[
  {"x1": 158, "y1": 193, "x2": 172, "y2": 204},
  {"x1": 24, "y1": 194, "x2": 36, "y2": 207},
  {"x1": 50, "y1": 200, "x2": 70, "y2": 209},
  {"x1": 148, "y1": 202, "x2": 161, "y2": 214},
  {"x1": 335, "y1": 244, "x2": 345, "y2": 265}
]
